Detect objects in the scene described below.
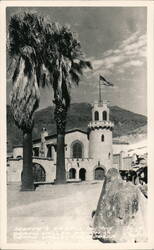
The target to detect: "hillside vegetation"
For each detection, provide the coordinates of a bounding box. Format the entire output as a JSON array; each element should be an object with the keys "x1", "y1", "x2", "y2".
[{"x1": 7, "y1": 103, "x2": 147, "y2": 152}]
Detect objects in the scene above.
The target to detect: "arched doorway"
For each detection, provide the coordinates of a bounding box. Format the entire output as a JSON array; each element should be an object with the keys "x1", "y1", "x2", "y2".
[
  {"x1": 32, "y1": 163, "x2": 46, "y2": 182},
  {"x1": 69, "y1": 168, "x2": 76, "y2": 179},
  {"x1": 79, "y1": 168, "x2": 86, "y2": 181},
  {"x1": 21, "y1": 163, "x2": 46, "y2": 183},
  {"x1": 95, "y1": 167, "x2": 105, "y2": 180}
]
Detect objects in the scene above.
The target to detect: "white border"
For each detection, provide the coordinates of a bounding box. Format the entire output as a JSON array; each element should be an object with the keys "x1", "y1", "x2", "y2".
[{"x1": 0, "y1": 1, "x2": 154, "y2": 249}]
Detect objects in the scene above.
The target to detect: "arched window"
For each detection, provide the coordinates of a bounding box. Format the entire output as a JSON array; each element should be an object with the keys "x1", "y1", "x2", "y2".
[
  {"x1": 94, "y1": 111, "x2": 99, "y2": 121},
  {"x1": 101, "y1": 134, "x2": 104, "y2": 142},
  {"x1": 103, "y1": 111, "x2": 107, "y2": 121},
  {"x1": 73, "y1": 142, "x2": 82, "y2": 158},
  {"x1": 108, "y1": 152, "x2": 111, "y2": 159}
]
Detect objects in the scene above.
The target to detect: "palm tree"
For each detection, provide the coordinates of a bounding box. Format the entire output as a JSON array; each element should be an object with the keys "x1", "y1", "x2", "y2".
[
  {"x1": 8, "y1": 12, "x2": 48, "y2": 190},
  {"x1": 42, "y1": 24, "x2": 92, "y2": 184}
]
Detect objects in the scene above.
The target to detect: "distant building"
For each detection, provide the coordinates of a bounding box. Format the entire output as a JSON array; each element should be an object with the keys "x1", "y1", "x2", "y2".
[{"x1": 7, "y1": 100, "x2": 147, "y2": 184}]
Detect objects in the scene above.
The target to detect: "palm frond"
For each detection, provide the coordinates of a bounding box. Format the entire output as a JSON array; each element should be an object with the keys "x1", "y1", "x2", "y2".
[
  {"x1": 69, "y1": 68, "x2": 80, "y2": 86},
  {"x1": 10, "y1": 57, "x2": 40, "y2": 131}
]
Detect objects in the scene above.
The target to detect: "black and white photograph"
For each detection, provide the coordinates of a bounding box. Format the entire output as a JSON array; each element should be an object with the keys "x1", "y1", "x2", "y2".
[{"x1": 0, "y1": 1, "x2": 154, "y2": 249}]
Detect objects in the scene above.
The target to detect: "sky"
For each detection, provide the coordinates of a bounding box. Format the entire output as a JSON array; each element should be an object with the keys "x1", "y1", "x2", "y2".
[{"x1": 6, "y1": 7, "x2": 147, "y2": 115}]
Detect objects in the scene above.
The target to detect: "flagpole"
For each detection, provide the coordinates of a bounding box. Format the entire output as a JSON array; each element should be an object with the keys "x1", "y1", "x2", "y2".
[{"x1": 99, "y1": 74, "x2": 102, "y2": 103}]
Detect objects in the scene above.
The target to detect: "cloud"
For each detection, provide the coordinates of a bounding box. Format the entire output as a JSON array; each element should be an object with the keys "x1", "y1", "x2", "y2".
[
  {"x1": 123, "y1": 60, "x2": 144, "y2": 68},
  {"x1": 89, "y1": 31, "x2": 146, "y2": 76}
]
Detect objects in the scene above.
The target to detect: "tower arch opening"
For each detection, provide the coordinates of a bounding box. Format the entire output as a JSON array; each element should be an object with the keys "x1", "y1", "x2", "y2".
[
  {"x1": 103, "y1": 111, "x2": 107, "y2": 121},
  {"x1": 94, "y1": 111, "x2": 99, "y2": 121}
]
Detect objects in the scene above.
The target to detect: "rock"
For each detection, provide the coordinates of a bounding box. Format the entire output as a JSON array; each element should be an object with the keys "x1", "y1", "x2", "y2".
[{"x1": 92, "y1": 168, "x2": 147, "y2": 243}]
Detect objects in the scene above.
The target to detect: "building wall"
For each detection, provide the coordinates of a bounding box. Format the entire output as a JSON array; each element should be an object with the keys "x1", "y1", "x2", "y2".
[
  {"x1": 32, "y1": 132, "x2": 89, "y2": 160},
  {"x1": 123, "y1": 157, "x2": 133, "y2": 170},
  {"x1": 92, "y1": 101, "x2": 109, "y2": 121},
  {"x1": 33, "y1": 138, "x2": 56, "y2": 160},
  {"x1": 13, "y1": 147, "x2": 23, "y2": 158},
  {"x1": 7, "y1": 159, "x2": 23, "y2": 183},
  {"x1": 89, "y1": 128, "x2": 113, "y2": 170},
  {"x1": 65, "y1": 158, "x2": 97, "y2": 181},
  {"x1": 113, "y1": 154, "x2": 120, "y2": 169},
  {"x1": 65, "y1": 131, "x2": 89, "y2": 159},
  {"x1": 7, "y1": 157, "x2": 107, "y2": 183},
  {"x1": 113, "y1": 144, "x2": 129, "y2": 155},
  {"x1": 7, "y1": 157, "x2": 56, "y2": 183}
]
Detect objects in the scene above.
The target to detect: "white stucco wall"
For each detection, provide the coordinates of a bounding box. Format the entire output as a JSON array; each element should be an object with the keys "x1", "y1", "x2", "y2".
[
  {"x1": 113, "y1": 143, "x2": 129, "y2": 155},
  {"x1": 113, "y1": 140, "x2": 147, "y2": 157},
  {"x1": 7, "y1": 157, "x2": 56, "y2": 183},
  {"x1": 7, "y1": 159, "x2": 23, "y2": 182},
  {"x1": 65, "y1": 131, "x2": 89, "y2": 159},
  {"x1": 7, "y1": 157, "x2": 107, "y2": 183},
  {"x1": 92, "y1": 101, "x2": 109, "y2": 121},
  {"x1": 89, "y1": 128, "x2": 113, "y2": 170},
  {"x1": 33, "y1": 138, "x2": 56, "y2": 159},
  {"x1": 65, "y1": 158, "x2": 97, "y2": 181},
  {"x1": 13, "y1": 147, "x2": 23, "y2": 158}
]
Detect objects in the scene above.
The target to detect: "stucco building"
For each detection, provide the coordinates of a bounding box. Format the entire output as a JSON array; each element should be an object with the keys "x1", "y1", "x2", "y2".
[{"x1": 7, "y1": 100, "x2": 147, "y2": 184}]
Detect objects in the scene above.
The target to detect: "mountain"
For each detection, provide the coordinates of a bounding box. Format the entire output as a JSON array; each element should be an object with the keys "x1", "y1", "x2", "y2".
[{"x1": 7, "y1": 103, "x2": 147, "y2": 152}]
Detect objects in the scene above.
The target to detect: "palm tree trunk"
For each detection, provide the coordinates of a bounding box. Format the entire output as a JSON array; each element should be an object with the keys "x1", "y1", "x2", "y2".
[
  {"x1": 55, "y1": 133, "x2": 66, "y2": 184},
  {"x1": 21, "y1": 130, "x2": 35, "y2": 191},
  {"x1": 54, "y1": 99, "x2": 67, "y2": 184}
]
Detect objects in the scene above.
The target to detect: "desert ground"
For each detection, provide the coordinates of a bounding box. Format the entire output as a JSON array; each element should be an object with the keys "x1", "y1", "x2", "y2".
[{"x1": 7, "y1": 181, "x2": 147, "y2": 248}]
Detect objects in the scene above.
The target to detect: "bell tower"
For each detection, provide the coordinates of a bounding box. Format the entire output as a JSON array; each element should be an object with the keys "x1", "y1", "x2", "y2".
[{"x1": 88, "y1": 100, "x2": 114, "y2": 170}]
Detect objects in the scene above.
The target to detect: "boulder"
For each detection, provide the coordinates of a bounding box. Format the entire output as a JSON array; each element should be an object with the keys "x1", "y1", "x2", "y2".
[{"x1": 92, "y1": 168, "x2": 147, "y2": 243}]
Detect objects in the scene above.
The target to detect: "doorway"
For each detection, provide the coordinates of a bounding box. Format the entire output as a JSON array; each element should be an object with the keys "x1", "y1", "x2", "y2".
[
  {"x1": 95, "y1": 167, "x2": 105, "y2": 180},
  {"x1": 79, "y1": 168, "x2": 86, "y2": 181}
]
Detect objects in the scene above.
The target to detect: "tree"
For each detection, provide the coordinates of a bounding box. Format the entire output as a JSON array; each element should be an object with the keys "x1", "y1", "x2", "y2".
[
  {"x1": 42, "y1": 23, "x2": 92, "y2": 184},
  {"x1": 8, "y1": 12, "x2": 47, "y2": 190}
]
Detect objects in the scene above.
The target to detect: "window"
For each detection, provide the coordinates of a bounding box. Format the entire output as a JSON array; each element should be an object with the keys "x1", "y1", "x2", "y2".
[
  {"x1": 94, "y1": 111, "x2": 99, "y2": 121},
  {"x1": 101, "y1": 134, "x2": 104, "y2": 142},
  {"x1": 108, "y1": 152, "x2": 111, "y2": 159},
  {"x1": 47, "y1": 145, "x2": 52, "y2": 158},
  {"x1": 72, "y1": 142, "x2": 83, "y2": 158},
  {"x1": 69, "y1": 168, "x2": 76, "y2": 179},
  {"x1": 33, "y1": 147, "x2": 39, "y2": 157},
  {"x1": 103, "y1": 111, "x2": 107, "y2": 121}
]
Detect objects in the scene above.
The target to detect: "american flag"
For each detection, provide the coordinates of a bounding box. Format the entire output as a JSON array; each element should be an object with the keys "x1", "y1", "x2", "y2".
[{"x1": 99, "y1": 75, "x2": 114, "y2": 87}]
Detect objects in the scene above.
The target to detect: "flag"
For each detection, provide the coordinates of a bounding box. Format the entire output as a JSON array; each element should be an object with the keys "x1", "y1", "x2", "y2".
[{"x1": 99, "y1": 75, "x2": 114, "y2": 86}]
